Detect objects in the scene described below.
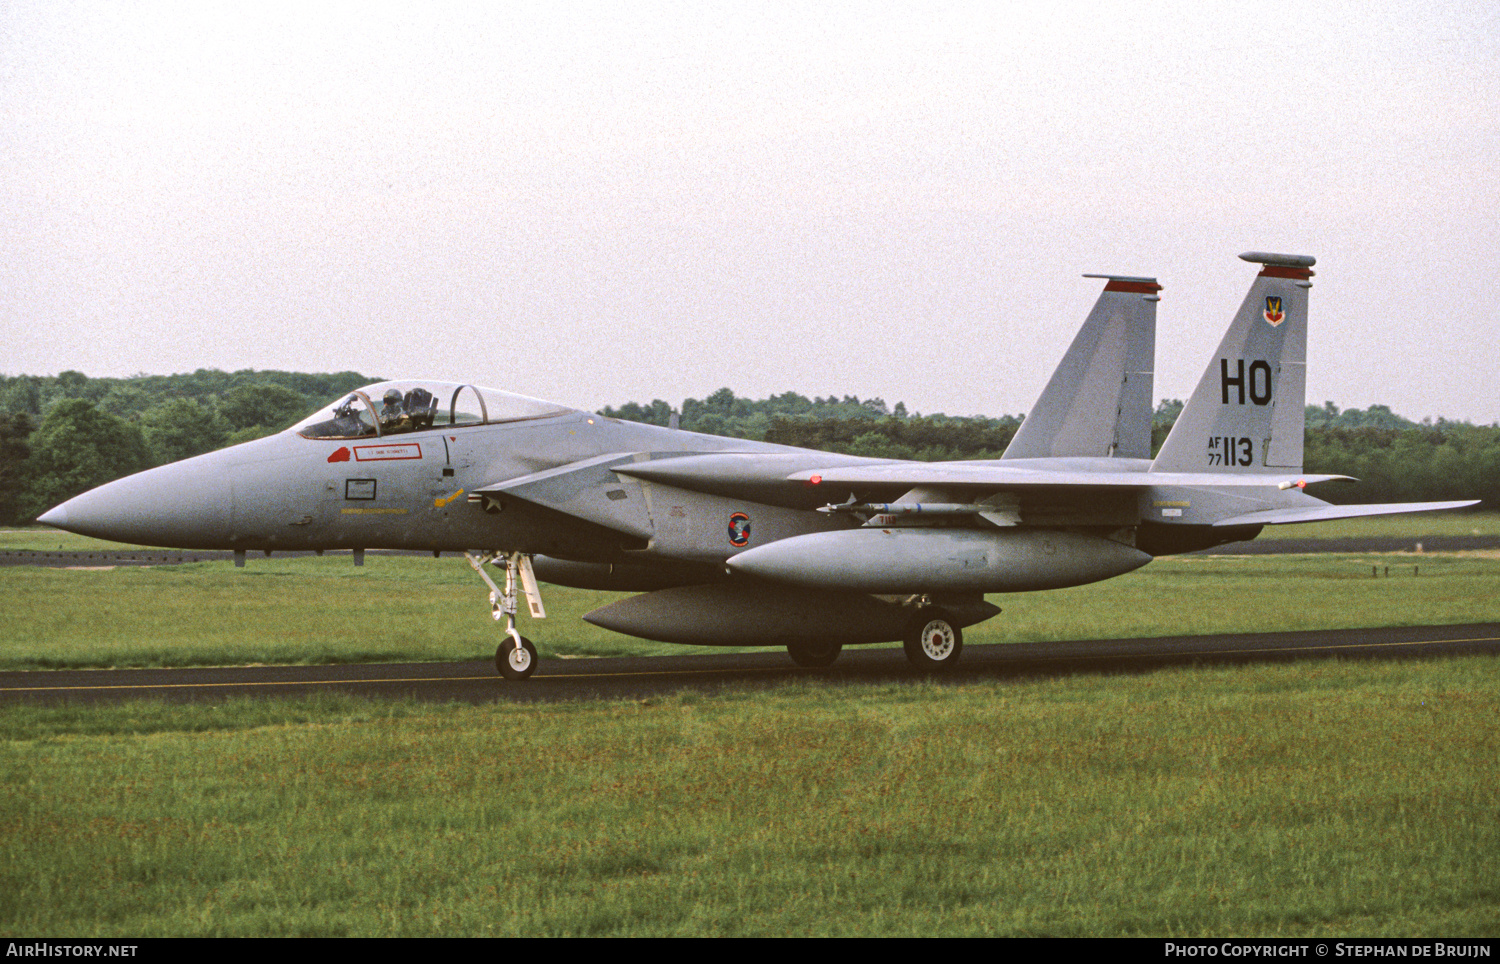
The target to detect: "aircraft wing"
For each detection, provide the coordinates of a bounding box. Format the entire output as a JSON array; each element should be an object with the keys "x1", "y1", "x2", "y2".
[
  {"x1": 616, "y1": 453, "x2": 1482, "y2": 532},
  {"x1": 614, "y1": 453, "x2": 1352, "y2": 506},
  {"x1": 781, "y1": 462, "x2": 1353, "y2": 490}
]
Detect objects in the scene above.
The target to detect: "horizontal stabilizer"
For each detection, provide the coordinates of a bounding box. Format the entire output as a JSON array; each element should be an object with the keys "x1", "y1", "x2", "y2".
[{"x1": 1212, "y1": 500, "x2": 1479, "y2": 527}]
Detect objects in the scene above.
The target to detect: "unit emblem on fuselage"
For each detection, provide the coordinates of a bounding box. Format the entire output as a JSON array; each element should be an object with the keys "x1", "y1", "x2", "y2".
[{"x1": 728, "y1": 512, "x2": 752, "y2": 548}]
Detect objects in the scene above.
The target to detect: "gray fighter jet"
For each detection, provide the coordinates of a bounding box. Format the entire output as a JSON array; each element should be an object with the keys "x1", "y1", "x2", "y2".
[{"x1": 39, "y1": 253, "x2": 1476, "y2": 678}]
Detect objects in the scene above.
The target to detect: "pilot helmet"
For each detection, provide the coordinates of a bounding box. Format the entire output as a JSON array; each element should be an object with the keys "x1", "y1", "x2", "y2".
[{"x1": 382, "y1": 389, "x2": 402, "y2": 405}]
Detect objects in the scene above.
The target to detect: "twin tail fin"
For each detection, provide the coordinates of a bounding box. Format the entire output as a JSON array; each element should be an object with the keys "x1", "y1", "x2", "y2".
[
  {"x1": 1152, "y1": 253, "x2": 1314, "y2": 475},
  {"x1": 1002, "y1": 274, "x2": 1160, "y2": 460}
]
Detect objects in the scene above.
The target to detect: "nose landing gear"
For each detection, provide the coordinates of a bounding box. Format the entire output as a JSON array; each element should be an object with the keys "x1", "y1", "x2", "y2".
[{"x1": 465, "y1": 551, "x2": 546, "y2": 680}]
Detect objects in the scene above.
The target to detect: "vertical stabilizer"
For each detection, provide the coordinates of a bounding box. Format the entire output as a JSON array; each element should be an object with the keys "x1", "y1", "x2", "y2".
[
  {"x1": 1152, "y1": 253, "x2": 1314, "y2": 474},
  {"x1": 1002, "y1": 275, "x2": 1160, "y2": 460}
]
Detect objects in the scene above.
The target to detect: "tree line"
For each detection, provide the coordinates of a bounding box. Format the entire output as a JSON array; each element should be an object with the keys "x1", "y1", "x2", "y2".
[
  {"x1": 0, "y1": 370, "x2": 373, "y2": 524},
  {"x1": 1, "y1": 372, "x2": 1492, "y2": 524}
]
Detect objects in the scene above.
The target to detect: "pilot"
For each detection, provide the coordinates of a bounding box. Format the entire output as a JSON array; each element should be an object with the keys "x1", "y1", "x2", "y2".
[{"x1": 378, "y1": 389, "x2": 408, "y2": 431}]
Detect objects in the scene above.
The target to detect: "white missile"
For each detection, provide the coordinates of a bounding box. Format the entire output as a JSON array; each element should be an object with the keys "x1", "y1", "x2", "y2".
[
  {"x1": 726, "y1": 528, "x2": 1150, "y2": 594},
  {"x1": 818, "y1": 502, "x2": 987, "y2": 516},
  {"x1": 818, "y1": 501, "x2": 1022, "y2": 528}
]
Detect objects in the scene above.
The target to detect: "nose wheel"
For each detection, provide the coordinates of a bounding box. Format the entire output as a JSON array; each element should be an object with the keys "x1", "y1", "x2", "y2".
[
  {"x1": 496, "y1": 633, "x2": 538, "y2": 680},
  {"x1": 466, "y1": 551, "x2": 547, "y2": 680}
]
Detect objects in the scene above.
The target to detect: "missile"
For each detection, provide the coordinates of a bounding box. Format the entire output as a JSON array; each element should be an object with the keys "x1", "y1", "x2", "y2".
[
  {"x1": 818, "y1": 501, "x2": 1022, "y2": 527},
  {"x1": 583, "y1": 582, "x2": 1000, "y2": 646},
  {"x1": 726, "y1": 528, "x2": 1150, "y2": 594},
  {"x1": 818, "y1": 501, "x2": 986, "y2": 515}
]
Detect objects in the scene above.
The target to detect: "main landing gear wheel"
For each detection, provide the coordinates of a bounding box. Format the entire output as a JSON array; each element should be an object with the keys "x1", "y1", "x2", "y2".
[
  {"x1": 787, "y1": 639, "x2": 843, "y2": 668},
  {"x1": 496, "y1": 635, "x2": 538, "y2": 681},
  {"x1": 903, "y1": 610, "x2": 962, "y2": 671}
]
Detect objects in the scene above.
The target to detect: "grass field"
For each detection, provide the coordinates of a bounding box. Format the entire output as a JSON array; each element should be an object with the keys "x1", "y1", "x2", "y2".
[
  {"x1": 2, "y1": 515, "x2": 1497, "y2": 936},
  {"x1": 1, "y1": 659, "x2": 1495, "y2": 936},
  {"x1": 2, "y1": 543, "x2": 1498, "y2": 670}
]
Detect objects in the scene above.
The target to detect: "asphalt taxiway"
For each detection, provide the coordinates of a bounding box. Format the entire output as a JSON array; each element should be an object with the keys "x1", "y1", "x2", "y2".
[{"x1": 2, "y1": 623, "x2": 1496, "y2": 705}]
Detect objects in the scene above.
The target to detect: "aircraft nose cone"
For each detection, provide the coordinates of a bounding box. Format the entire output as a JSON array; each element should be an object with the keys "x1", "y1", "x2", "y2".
[{"x1": 39, "y1": 455, "x2": 234, "y2": 548}]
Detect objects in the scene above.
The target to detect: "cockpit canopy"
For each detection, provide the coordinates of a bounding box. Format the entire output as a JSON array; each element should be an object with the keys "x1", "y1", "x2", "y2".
[{"x1": 293, "y1": 381, "x2": 570, "y2": 440}]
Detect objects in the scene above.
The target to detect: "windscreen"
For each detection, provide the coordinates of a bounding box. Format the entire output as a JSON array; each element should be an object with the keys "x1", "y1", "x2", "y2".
[{"x1": 292, "y1": 381, "x2": 569, "y2": 440}]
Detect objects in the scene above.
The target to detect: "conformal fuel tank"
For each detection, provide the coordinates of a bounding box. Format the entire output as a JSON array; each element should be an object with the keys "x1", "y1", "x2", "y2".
[{"x1": 726, "y1": 527, "x2": 1151, "y2": 594}]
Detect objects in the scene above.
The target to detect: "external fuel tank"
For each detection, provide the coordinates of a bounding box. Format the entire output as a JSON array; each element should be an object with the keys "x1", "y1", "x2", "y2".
[{"x1": 725, "y1": 527, "x2": 1150, "y2": 594}]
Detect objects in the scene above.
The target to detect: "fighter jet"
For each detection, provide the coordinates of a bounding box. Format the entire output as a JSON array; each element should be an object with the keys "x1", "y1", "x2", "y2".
[{"x1": 38, "y1": 253, "x2": 1476, "y2": 679}]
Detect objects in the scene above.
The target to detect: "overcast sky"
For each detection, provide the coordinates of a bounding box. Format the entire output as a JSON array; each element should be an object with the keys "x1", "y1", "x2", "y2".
[{"x1": 3, "y1": 0, "x2": 1497, "y2": 423}]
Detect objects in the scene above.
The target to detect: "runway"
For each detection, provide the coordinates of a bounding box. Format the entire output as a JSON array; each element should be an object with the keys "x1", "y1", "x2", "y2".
[{"x1": 2, "y1": 623, "x2": 1496, "y2": 705}]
